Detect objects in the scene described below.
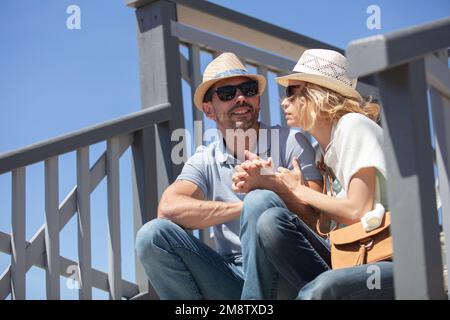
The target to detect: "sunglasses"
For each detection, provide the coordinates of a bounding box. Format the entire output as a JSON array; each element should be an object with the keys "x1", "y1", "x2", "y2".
[
  {"x1": 285, "y1": 84, "x2": 306, "y2": 98},
  {"x1": 205, "y1": 80, "x2": 259, "y2": 102}
]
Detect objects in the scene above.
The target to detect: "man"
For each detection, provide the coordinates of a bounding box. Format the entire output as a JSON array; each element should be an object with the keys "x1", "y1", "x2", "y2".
[{"x1": 135, "y1": 52, "x2": 323, "y2": 299}]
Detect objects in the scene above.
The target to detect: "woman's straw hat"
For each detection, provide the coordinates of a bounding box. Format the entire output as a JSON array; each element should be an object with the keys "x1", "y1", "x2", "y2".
[{"x1": 276, "y1": 49, "x2": 362, "y2": 100}]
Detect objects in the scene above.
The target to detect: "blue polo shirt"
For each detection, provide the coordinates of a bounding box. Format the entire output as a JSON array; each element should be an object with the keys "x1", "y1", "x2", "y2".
[{"x1": 176, "y1": 123, "x2": 322, "y2": 256}]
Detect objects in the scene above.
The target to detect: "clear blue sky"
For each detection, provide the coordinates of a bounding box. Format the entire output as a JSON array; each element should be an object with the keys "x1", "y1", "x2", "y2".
[{"x1": 0, "y1": 0, "x2": 448, "y2": 299}]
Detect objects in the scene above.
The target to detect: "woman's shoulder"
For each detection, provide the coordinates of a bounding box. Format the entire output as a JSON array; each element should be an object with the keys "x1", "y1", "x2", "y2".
[{"x1": 334, "y1": 113, "x2": 381, "y2": 136}]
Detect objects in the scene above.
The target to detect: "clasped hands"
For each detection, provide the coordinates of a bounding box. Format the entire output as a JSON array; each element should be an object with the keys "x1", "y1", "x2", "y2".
[{"x1": 231, "y1": 150, "x2": 305, "y2": 194}]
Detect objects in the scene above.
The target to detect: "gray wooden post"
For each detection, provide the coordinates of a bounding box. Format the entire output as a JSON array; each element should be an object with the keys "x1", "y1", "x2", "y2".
[
  {"x1": 277, "y1": 72, "x2": 288, "y2": 127},
  {"x1": 257, "y1": 65, "x2": 270, "y2": 126},
  {"x1": 107, "y1": 137, "x2": 122, "y2": 300},
  {"x1": 44, "y1": 156, "x2": 60, "y2": 300},
  {"x1": 131, "y1": 0, "x2": 186, "y2": 296},
  {"x1": 11, "y1": 167, "x2": 26, "y2": 300},
  {"x1": 428, "y1": 49, "x2": 450, "y2": 296},
  {"x1": 76, "y1": 147, "x2": 92, "y2": 300},
  {"x1": 375, "y1": 59, "x2": 446, "y2": 299}
]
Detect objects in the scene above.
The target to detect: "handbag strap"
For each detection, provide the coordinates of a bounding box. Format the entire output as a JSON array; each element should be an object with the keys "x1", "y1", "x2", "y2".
[{"x1": 315, "y1": 156, "x2": 340, "y2": 237}]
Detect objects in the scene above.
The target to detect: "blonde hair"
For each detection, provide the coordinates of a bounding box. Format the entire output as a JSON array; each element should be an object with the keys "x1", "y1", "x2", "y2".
[{"x1": 290, "y1": 83, "x2": 380, "y2": 131}]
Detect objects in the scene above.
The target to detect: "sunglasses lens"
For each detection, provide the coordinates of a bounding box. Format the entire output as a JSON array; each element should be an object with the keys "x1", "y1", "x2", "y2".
[
  {"x1": 239, "y1": 81, "x2": 259, "y2": 97},
  {"x1": 214, "y1": 81, "x2": 259, "y2": 102},
  {"x1": 286, "y1": 85, "x2": 301, "y2": 98},
  {"x1": 216, "y1": 86, "x2": 237, "y2": 101}
]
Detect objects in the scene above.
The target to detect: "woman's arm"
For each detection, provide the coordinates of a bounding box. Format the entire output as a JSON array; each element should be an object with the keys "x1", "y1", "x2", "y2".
[{"x1": 292, "y1": 167, "x2": 376, "y2": 225}]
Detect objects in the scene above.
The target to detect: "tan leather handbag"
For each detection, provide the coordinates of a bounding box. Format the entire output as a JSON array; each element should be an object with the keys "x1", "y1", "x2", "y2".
[
  {"x1": 316, "y1": 159, "x2": 393, "y2": 269},
  {"x1": 328, "y1": 213, "x2": 393, "y2": 269}
]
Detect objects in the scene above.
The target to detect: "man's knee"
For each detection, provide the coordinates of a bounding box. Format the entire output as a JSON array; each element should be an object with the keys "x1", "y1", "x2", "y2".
[
  {"x1": 135, "y1": 218, "x2": 181, "y2": 260},
  {"x1": 241, "y1": 189, "x2": 284, "y2": 223}
]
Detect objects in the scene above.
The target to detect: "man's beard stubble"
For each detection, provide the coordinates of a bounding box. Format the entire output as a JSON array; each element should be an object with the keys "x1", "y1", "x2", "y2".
[{"x1": 227, "y1": 102, "x2": 258, "y2": 130}]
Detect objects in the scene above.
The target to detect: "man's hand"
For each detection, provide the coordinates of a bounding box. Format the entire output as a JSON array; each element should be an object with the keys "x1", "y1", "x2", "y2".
[
  {"x1": 275, "y1": 158, "x2": 305, "y2": 190},
  {"x1": 231, "y1": 151, "x2": 274, "y2": 193}
]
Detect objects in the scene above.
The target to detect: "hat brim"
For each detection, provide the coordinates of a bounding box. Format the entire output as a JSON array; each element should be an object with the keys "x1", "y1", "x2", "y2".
[
  {"x1": 194, "y1": 74, "x2": 266, "y2": 111},
  {"x1": 276, "y1": 73, "x2": 362, "y2": 101}
]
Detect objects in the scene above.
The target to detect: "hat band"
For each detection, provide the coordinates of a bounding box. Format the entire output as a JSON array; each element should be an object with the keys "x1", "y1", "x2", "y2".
[{"x1": 213, "y1": 68, "x2": 249, "y2": 79}]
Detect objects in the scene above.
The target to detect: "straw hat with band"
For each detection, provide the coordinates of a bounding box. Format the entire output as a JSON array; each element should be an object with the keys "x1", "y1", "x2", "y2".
[
  {"x1": 276, "y1": 49, "x2": 362, "y2": 101},
  {"x1": 194, "y1": 52, "x2": 266, "y2": 111}
]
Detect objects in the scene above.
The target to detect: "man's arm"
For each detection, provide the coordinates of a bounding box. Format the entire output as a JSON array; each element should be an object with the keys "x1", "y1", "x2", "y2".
[{"x1": 158, "y1": 180, "x2": 242, "y2": 230}]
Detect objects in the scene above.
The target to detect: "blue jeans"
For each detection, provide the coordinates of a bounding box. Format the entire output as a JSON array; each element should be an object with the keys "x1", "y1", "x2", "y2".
[
  {"x1": 297, "y1": 261, "x2": 395, "y2": 299},
  {"x1": 135, "y1": 218, "x2": 244, "y2": 299},
  {"x1": 240, "y1": 189, "x2": 331, "y2": 299},
  {"x1": 242, "y1": 189, "x2": 394, "y2": 300}
]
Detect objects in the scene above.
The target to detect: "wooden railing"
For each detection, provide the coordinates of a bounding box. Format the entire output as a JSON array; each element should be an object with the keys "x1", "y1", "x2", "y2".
[
  {"x1": 347, "y1": 16, "x2": 450, "y2": 299},
  {"x1": 0, "y1": 0, "x2": 383, "y2": 300},
  {"x1": 0, "y1": 104, "x2": 171, "y2": 299}
]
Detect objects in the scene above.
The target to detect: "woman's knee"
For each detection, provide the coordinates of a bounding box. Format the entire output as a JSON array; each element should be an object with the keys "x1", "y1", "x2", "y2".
[
  {"x1": 296, "y1": 269, "x2": 341, "y2": 300},
  {"x1": 256, "y1": 207, "x2": 295, "y2": 251},
  {"x1": 297, "y1": 262, "x2": 395, "y2": 300}
]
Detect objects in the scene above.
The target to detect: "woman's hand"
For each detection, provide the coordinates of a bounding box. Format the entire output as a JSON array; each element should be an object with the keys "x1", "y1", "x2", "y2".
[{"x1": 275, "y1": 158, "x2": 305, "y2": 191}]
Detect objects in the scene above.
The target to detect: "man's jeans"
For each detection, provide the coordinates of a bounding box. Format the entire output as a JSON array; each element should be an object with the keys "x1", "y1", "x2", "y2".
[{"x1": 135, "y1": 218, "x2": 244, "y2": 299}]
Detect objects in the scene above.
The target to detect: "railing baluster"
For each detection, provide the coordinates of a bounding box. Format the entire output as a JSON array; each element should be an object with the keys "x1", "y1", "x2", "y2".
[
  {"x1": 257, "y1": 65, "x2": 270, "y2": 125},
  {"x1": 44, "y1": 156, "x2": 60, "y2": 300},
  {"x1": 107, "y1": 137, "x2": 122, "y2": 300},
  {"x1": 11, "y1": 167, "x2": 26, "y2": 300},
  {"x1": 77, "y1": 147, "x2": 92, "y2": 299},
  {"x1": 188, "y1": 44, "x2": 204, "y2": 150},
  {"x1": 277, "y1": 72, "x2": 288, "y2": 127}
]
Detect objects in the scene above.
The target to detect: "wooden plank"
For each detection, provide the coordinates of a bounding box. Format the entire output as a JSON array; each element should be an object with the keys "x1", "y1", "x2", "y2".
[
  {"x1": 0, "y1": 231, "x2": 11, "y2": 254},
  {"x1": 425, "y1": 54, "x2": 450, "y2": 99},
  {"x1": 180, "y1": 52, "x2": 191, "y2": 83},
  {"x1": 375, "y1": 60, "x2": 446, "y2": 299},
  {"x1": 257, "y1": 65, "x2": 270, "y2": 125},
  {"x1": 277, "y1": 72, "x2": 288, "y2": 127},
  {"x1": 131, "y1": 128, "x2": 156, "y2": 294},
  {"x1": 76, "y1": 147, "x2": 92, "y2": 299},
  {"x1": 107, "y1": 137, "x2": 122, "y2": 300},
  {"x1": 172, "y1": 21, "x2": 295, "y2": 73},
  {"x1": 347, "y1": 16, "x2": 450, "y2": 77},
  {"x1": 0, "y1": 267, "x2": 11, "y2": 300},
  {"x1": 188, "y1": 44, "x2": 204, "y2": 150},
  {"x1": 126, "y1": 0, "x2": 342, "y2": 58},
  {"x1": 44, "y1": 156, "x2": 60, "y2": 299},
  {"x1": 11, "y1": 167, "x2": 26, "y2": 300},
  {"x1": 0, "y1": 103, "x2": 170, "y2": 175}
]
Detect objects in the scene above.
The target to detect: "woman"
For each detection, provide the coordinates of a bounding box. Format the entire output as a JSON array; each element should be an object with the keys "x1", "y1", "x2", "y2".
[{"x1": 233, "y1": 49, "x2": 394, "y2": 299}]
